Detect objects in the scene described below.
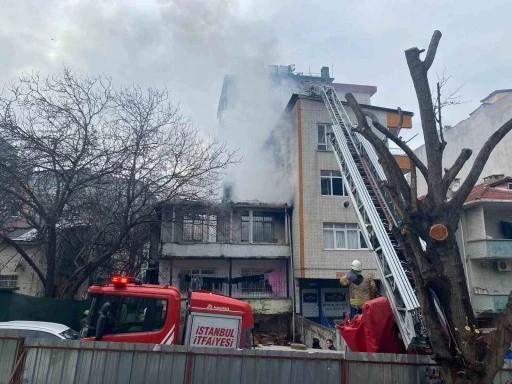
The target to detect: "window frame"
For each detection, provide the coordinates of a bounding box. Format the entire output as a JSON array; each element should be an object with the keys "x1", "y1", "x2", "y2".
[
  {"x1": 320, "y1": 171, "x2": 347, "y2": 196},
  {"x1": 96, "y1": 295, "x2": 169, "y2": 335},
  {"x1": 178, "y1": 269, "x2": 217, "y2": 293},
  {"x1": 182, "y1": 214, "x2": 217, "y2": 242},
  {"x1": 508, "y1": 182, "x2": 512, "y2": 190},
  {"x1": 317, "y1": 124, "x2": 333, "y2": 151},
  {"x1": 322, "y1": 223, "x2": 368, "y2": 250},
  {"x1": 241, "y1": 215, "x2": 250, "y2": 242},
  {"x1": 252, "y1": 214, "x2": 274, "y2": 243}
]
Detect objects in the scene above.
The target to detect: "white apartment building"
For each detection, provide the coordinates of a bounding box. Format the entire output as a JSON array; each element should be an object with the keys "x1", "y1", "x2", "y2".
[
  {"x1": 457, "y1": 175, "x2": 512, "y2": 330},
  {"x1": 414, "y1": 89, "x2": 512, "y2": 196},
  {"x1": 281, "y1": 93, "x2": 413, "y2": 326}
]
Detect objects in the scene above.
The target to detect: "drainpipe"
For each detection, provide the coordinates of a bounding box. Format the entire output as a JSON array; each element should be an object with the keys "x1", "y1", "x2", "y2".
[
  {"x1": 459, "y1": 219, "x2": 472, "y2": 295},
  {"x1": 286, "y1": 208, "x2": 296, "y2": 340}
]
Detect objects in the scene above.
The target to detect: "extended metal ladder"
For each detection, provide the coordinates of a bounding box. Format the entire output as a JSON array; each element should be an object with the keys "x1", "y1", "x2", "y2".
[{"x1": 310, "y1": 84, "x2": 428, "y2": 349}]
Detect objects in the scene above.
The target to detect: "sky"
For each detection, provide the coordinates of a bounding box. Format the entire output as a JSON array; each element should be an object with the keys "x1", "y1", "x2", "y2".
[{"x1": 0, "y1": 0, "x2": 510, "y2": 201}]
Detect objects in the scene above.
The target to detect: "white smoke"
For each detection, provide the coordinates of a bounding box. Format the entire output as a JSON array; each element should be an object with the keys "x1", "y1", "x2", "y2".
[
  {"x1": 217, "y1": 70, "x2": 297, "y2": 204},
  {"x1": 0, "y1": 0, "x2": 297, "y2": 203}
]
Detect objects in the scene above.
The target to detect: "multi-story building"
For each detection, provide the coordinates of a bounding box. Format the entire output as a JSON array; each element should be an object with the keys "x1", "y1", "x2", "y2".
[
  {"x1": 281, "y1": 93, "x2": 413, "y2": 326},
  {"x1": 456, "y1": 174, "x2": 512, "y2": 330},
  {"x1": 216, "y1": 65, "x2": 414, "y2": 327},
  {"x1": 153, "y1": 200, "x2": 293, "y2": 338}
]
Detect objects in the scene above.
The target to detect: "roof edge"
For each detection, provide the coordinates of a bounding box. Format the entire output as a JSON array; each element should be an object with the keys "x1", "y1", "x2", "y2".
[{"x1": 284, "y1": 93, "x2": 414, "y2": 116}]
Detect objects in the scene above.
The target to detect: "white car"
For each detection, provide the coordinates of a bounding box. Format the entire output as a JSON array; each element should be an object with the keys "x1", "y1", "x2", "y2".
[{"x1": 0, "y1": 321, "x2": 80, "y2": 339}]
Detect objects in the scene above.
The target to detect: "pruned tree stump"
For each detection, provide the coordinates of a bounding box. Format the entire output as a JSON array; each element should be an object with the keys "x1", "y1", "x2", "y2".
[{"x1": 430, "y1": 224, "x2": 448, "y2": 241}]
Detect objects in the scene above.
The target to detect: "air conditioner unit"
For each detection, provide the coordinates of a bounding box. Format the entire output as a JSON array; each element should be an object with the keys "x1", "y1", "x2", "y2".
[{"x1": 496, "y1": 261, "x2": 512, "y2": 272}]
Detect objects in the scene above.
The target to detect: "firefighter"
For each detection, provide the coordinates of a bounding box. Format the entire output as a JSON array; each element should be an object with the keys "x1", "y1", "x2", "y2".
[{"x1": 339, "y1": 260, "x2": 377, "y2": 319}]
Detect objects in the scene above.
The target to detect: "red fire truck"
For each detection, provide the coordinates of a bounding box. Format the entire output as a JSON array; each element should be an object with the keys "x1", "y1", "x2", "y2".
[{"x1": 80, "y1": 276, "x2": 254, "y2": 349}]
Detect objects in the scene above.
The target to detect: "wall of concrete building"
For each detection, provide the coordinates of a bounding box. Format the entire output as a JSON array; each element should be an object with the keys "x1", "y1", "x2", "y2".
[
  {"x1": 414, "y1": 92, "x2": 512, "y2": 195},
  {"x1": 484, "y1": 206, "x2": 512, "y2": 239},
  {"x1": 459, "y1": 206, "x2": 512, "y2": 315},
  {"x1": 295, "y1": 97, "x2": 382, "y2": 280},
  {"x1": 467, "y1": 259, "x2": 511, "y2": 296},
  {"x1": 0, "y1": 244, "x2": 44, "y2": 296}
]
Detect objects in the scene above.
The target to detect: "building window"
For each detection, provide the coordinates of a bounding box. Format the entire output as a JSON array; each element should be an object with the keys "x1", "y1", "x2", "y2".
[
  {"x1": 323, "y1": 223, "x2": 367, "y2": 250},
  {"x1": 182, "y1": 214, "x2": 217, "y2": 242},
  {"x1": 317, "y1": 124, "x2": 333, "y2": 151},
  {"x1": 241, "y1": 215, "x2": 250, "y2": 242},
  {"x1": 216, "y1": 213, "x2": 231, "y2": 243},
  {"x1": 0, "y1": 275, "x2": 18, "y2": 288},
  {"x1": 253, "y1": 215, "x2": 274, "y2": 243},
  {"x1": 508, "y1": 182, "x2": 512, "y2": 190},
  {"x1": 321, "y1": 171, "x2": 347, "y2": 196},
  {"x1": 178, "y1": 269, "x2": 217, "y2": 292}
]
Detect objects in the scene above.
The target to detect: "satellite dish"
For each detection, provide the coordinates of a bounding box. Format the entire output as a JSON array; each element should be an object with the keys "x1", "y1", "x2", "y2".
[{"x1": 451, "y1": 181, "x2": 460, "y2": 192}]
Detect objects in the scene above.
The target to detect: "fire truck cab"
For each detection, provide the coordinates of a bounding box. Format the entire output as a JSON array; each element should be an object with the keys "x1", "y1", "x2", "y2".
[{"x1": 81, "y1": 276, "x2": 254, "y2": 349}]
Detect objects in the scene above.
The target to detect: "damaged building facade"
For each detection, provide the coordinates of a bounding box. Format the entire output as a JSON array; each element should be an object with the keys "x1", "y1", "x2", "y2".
[{"x1": 151, "y1": 200, "x2": 293, "y2": 343}]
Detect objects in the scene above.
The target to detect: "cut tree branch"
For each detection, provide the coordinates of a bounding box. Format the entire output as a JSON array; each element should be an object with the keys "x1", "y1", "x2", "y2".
[
  {"x1": 364, "y1": 110, "x2": 429, "y2": 183},
  {"x1": 346, "y1": 93, "x2": 411, "y2": 209},
  {"x1": 423, "y1": 30, "x2": 443, "y2": 71},
  {"x1": 441, "y1": 148, "x2": 472, "y2": 196},
  {"x1": 410, "y1": 164, "x2": 418, "y2": 212},
  {"x1": 483, "y1": 290, "x2": 512, "y2": 377},
  {"x1": 449, "y1": 117, "x2": 512, "y2": 216},
  {"x1": 405, "y1": 30, "x2": 444, "y2": 204}
]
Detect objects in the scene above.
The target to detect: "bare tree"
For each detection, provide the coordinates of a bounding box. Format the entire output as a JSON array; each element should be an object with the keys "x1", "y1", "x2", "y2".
[
  {"x1": 0, "y1": 69, "x2": 237, "y2": 298},
  {"x1": 345, "y1": 31, "x2": 512, "y2": 384}
]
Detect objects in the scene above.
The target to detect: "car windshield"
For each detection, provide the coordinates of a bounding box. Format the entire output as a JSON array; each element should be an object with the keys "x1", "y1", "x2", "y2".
[{"x1": 59, "y1": 328, "x2": 80, "y2": 340}]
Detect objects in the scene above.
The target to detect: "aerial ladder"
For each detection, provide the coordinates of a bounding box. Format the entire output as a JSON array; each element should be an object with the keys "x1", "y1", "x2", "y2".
[{"x1": 309, "y1": 84, "x2": 429, "y2": 350}]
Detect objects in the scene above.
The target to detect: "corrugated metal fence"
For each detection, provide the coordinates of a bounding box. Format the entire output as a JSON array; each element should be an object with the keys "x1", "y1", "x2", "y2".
[{"x1": 1, "y1": 333, "x2": 511, "y2": 384}]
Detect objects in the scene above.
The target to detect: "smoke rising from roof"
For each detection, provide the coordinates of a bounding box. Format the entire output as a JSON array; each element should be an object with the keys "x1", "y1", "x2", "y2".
[{"x1": 0, "y1": 0, "x2": 295, "y2": 203}]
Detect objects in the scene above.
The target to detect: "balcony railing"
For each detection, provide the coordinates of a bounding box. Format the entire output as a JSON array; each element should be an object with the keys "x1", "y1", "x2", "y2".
[
  {"x1": 466, "y1": 239, "x2": 512, "y2": 259},
  {"x1": 179, "y1": 281, "x2": 289, "y2": 299}
]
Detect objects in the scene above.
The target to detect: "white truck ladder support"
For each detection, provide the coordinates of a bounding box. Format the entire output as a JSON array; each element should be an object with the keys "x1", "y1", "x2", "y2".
[{"x1": 309, "y1": 84, "x2": 428, "y2": 349}]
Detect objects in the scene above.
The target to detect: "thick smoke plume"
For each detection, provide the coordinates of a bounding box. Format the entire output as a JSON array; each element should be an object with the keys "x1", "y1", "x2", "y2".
[{"x1": 0, "y1": 0, "x2": 296, "y2": 203}]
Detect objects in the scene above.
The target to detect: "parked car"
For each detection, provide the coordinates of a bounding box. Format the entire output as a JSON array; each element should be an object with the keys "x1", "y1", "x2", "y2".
[{"x1": 0, "y1": 321, "x2": 79, "y2": 339}]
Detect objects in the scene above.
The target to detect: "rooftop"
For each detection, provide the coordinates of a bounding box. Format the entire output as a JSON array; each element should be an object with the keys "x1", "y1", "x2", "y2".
[
  {"x1": 480, "y1": 89, "x2": 512, "y2": 103},
  {"x1": 160, "y1": 199, "x2": 290, "y2": 210},
  {"x1": 217, "y1": 65, "x2": 379, "y2": 118},
  {"x1": 284, "y1": 93, "x2": 414, "y2": 116},
  {"x1": 465, "y1": 178, "x2": 512, "y2": 204}
]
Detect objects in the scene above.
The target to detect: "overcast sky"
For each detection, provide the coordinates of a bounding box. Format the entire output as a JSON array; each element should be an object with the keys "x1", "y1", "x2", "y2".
[{"x1": 1, "y1": 0, "x2": 510, "y2": 150}]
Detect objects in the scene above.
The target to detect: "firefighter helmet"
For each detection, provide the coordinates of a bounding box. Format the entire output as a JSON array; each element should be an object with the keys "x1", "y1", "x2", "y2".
[{"x1": 351, "y1": 260, "x2": 362, "y2": 272}]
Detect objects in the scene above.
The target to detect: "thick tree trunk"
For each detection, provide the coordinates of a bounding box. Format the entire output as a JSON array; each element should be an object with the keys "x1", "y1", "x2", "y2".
[
  {"x1": 44, "y1": 225, "x2": 57, "y2": 298},
  {"x1": 400, "y1": 218, "x2": 496, "y2": 383}
]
